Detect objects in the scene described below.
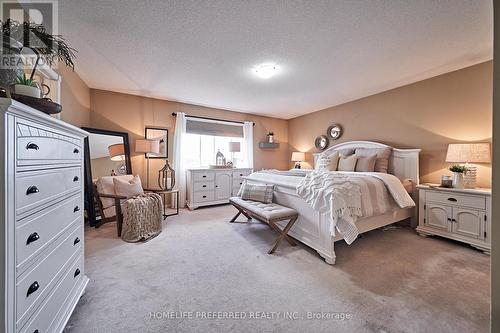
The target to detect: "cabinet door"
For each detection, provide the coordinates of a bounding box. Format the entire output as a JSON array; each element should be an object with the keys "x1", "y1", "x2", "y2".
[
  {"x1": 215, "y1": 172, "x2": 232, "y2": 200},
  {"x1": 425, "y1": 203, "x2": 451, "y2": 231},
  {"x1": 452, "y1": 208, "x2": 483, "y2": 239}
]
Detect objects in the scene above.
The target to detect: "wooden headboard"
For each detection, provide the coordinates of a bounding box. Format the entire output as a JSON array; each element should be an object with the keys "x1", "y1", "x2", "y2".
[{"x1": 313, "y1": 141, "x2": 421, "y2": 192}]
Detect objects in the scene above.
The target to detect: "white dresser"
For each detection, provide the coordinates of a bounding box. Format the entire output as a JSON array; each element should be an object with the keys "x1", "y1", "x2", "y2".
[
  {"x1": 186, "y1": 168, "x2": 253, "y2": 210},
  {"x1": 1, "y1": 99, "x2": 89, "y2": 333},
  {"x1": 417, "y1": 185, "x2": 491, "y2": 254}
]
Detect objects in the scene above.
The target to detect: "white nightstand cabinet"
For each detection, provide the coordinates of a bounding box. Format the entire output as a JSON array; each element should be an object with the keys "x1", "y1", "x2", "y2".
[{"x1": 417, "y1": 185, "x2": 491, "y2": 254}]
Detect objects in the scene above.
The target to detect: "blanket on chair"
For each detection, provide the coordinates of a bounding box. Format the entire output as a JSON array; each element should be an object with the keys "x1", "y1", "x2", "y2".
[{"x1": 121, "y1": 193, "x2": 163, "y2": 242}]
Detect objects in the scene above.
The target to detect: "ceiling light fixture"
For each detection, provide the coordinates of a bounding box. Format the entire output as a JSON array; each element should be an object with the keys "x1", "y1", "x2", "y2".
[{"x1": 254, "y1": 63, "x2": 278, "y2": 79}]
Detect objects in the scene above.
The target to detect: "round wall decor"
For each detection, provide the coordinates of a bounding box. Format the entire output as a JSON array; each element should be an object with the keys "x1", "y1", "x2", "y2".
[
  {"x1": 315, "y1": 135, "x2": 329, "y2": 150},
  {"x1": 327, "y1": 124, "x2": 343, "y2": 140}
]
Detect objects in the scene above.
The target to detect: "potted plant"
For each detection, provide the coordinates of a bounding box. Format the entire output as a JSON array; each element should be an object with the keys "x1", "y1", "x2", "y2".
[
  {"x1": 14, "y1": 73, "x2": 40, "y2": 98},
  {"x1": 267, "y1": 131, "x2": 274, "y2": 143},
  {"x1": 449, "y1": 164, "x2": 468, "y2": 189},
  {"x1": 1, "y1": 19, "x2": 76, "y2": 88}
]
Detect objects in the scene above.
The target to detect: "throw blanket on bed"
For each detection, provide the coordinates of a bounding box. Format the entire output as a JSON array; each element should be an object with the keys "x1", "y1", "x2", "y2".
[
  {"x1": 121, "y1": 193, "x2": 163, "y2": 243},
  {"x1": 297, "y1": 171, "x2": 362, "y2": 244}
]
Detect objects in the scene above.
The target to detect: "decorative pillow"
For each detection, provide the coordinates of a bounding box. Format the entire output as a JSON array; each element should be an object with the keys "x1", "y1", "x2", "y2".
[
  {"x1": 355, "y1": 154, "x2": 377, "y2": 172},
  {"x1": 337, "y1": 154, "x2": 358, "y2": 171},
  {"x1": 238, "y1": 183, "x2": 274, "y2": 203},
  {"x1": 315, "y1": 152, "x2": 340, "y2": 171},
  {"x1": 96, "y1": 175, "x2": 134, "y2": 208},
  {"x1": 113, "y1": 175, "x2": 144, "y2": 198},
  {"x1": 355, "y1": 147, "x2": 392, "y2": 173},
  {"x1": 336, "y1": 148, "x2": 355, "y2": 156}
]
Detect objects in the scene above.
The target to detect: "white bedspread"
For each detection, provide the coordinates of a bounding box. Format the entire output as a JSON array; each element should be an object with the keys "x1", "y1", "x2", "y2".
[{"x1": 246, "y1": 170, "x2": 415, "y2": 244}]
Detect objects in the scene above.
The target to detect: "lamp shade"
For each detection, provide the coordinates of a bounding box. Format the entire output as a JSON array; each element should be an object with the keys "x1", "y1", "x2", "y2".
[
  {"x1": 135, "y1": 139, "x2": 160, "y2": 154},
  {"x1": 291, "y1": 151, "x2": 305, "y2": 162},
  {"x1": 108, "y1": 143, "x2": 125, "y2": 161},
  {"x1": 228, "y1": 142, "x2": 241, "y2": 152},
  {"x1": 445, "y1": 143, "x2": 491, "y2": 163}
]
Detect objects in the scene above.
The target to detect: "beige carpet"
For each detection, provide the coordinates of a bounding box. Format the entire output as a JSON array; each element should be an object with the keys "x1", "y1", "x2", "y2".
[{"x1": 65, "y1": 204, "x2": 490, "y2": 333}]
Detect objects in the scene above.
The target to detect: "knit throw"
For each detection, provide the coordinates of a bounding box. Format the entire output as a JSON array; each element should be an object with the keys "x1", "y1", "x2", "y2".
[
  {"x1": 121, "y1": 193, "x2": 163, "y2": 243},
  {"x1": 296, "y1": 171, "x2": 362, "y2": 244}
]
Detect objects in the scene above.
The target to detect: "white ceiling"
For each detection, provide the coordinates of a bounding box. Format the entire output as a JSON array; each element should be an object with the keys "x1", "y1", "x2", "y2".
[{"x1": 59, "y1": 0, "x2": 493, "y2": 119}]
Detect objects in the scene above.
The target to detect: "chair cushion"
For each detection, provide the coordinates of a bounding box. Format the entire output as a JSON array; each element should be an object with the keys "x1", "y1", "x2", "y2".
[
  {"x1": 230, "y1": 197, "x2": 297, "y2": 221},
  {"x1": 96, "y1": 175, "x2": 134, "y2": 209},
  {"x1": 113, "y1": 175, "x2": 144, "y2": 198},
  {"x1": 237, "y1": 183, "x2": 274, "y2": 203}
]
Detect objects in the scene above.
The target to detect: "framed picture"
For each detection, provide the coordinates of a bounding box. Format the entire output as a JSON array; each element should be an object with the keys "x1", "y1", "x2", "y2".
[{"x1": 145, "y1": 127, "x2": 168, "y2": 158}]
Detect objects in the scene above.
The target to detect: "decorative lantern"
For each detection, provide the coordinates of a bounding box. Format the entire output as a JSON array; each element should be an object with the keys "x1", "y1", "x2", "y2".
[
  {"x1": 158, "y1": 159, "x2": 175, "y2": 191},
  {"x1": 216, "y1": 149, "x2": 226, "y2": 166}
]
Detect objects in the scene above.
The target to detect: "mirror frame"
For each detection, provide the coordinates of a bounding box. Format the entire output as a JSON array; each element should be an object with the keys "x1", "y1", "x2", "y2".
[{"x1": 82, "y1": 127, "x2": 133, "y2": 227}]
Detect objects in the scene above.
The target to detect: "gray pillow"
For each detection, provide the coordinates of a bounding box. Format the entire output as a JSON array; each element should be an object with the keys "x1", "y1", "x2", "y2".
[
  {"x1": 337, "y1": 154, "x2": 358, "y2": 171},
  {"x1": 355, "y1": 147, "x2": 392, "y2": 173},
  {"x1": 355, "y1": 154, "x2": 377, "y2": 172},
  {"x1": 316, "y1": 152, "x2": 340, "y2": 171},
  {"x1": 238, "y1": 183, "x2": 274, "y2": 203},
  {"x1": 336, "y1": 148, "x2": 355, "y2": 156}
]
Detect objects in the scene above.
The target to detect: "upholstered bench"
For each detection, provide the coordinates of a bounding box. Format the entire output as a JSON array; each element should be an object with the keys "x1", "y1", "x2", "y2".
[{"x1": 229, "y1": 197, "x2": 299, "y2": 254}]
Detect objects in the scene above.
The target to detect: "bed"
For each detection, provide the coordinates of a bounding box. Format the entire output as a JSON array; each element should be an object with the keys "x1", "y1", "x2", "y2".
[{"x1": 245, "y1": 141, "x2": 421, "y2": 264}]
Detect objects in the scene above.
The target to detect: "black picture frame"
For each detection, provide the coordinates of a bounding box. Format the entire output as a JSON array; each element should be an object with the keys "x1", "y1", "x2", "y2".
[
  {"x1": 82, "y1": 127, "x2": 133, "y2": 227},
  {"x1": 145, "y1": 126, "x2": 168, "y2": 159}
]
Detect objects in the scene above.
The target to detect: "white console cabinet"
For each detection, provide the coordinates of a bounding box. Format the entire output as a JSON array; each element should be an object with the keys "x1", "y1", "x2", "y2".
[
  {"x1": 416, "y1": 185, "x2": 491, "y2": 254},
  {"x1": 186, "y1": 168, "x2": 253, "y2": 210}
]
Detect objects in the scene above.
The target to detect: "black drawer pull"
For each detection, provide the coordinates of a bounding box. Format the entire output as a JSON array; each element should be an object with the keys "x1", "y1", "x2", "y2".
[
  {"x1": 240, "y1": 174, "x2": 243, "y2": 176},
  {"x1": 202, "y1": 185, "x2": 206, "y2": 188},
  {"x1": 216, "y1": 185, "x2": 218, "y2": 188},
  {"x1": 447, "y1": 218, "x2": 451, "y2": 221},
  {"x1": 202, "y1": 195, "x2": 207, "y2": 198},
  {"x1": 26, "y1": 186, "x2": 39, "y2": 195},
  {"x1": 26, "y1": 232, "x2": 40, "y2": 245},
  {"x1": 240, "y1": 182, "x2": 242, "y2": 185},
  {"x1": 202, "y1": 175, "x2": 207, "y2": 178},
  {"x1": 74, "y1": 268, "x2": 81, "y2": 277},
  {"x1": 27, "y1": 281, "x2": 39, "y2": 297},
  {"x1": 447, "y1": 198, "x2": 457, "y2": 202},
  {"x1": 74, "y1": 237, "x2": 81, "y2": 245},
  {"x1": 73, "y1": 206, "x2": 80, "y2": 213},
  {"x1": 26, "y1": 142, "x2": 39, "y2": 150},
  {"x1": 34, "y1": 330, "x2": 39, "y2": 333},
  {"x1": 73, "y1": 176, "x2": 79, "y2": 182},
  {"x1": 73, "y1": 148, "x2": 79, "y2": 154},
  {"x1": 452, "y1": 219, "x2": 457, "y2": 222}
]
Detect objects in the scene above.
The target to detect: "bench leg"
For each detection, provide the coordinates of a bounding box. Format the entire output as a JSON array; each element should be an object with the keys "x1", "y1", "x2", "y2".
[
  {"x1": 230, "y1": 211, "x2": 241, "y2": 223},
  {"x1": 268, "y1": 216, "x2": 298, "y2": 254}
]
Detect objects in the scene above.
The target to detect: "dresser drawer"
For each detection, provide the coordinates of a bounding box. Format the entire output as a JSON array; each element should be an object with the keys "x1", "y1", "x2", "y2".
[
  {"x1": 19, "y1": 255, "x2": 84, "y2": 333},
  {"x1": 193, "y1": 171, "x2": 215, "y2": 182},
  {"x1": 232, "y1": 170, "x2": 251, "y2": 179},
  {"x1": 194, "y1": 182, "x2": 215, "y2": 191},
  {"x1": 16, "y1": 119, "x2": 82, "y2": 166},
  {"x1": 16, "y1": 223, "x2": 83, "y2": 322},
  {"x1": 16, "y1": 167, "x2": 81, "y2": 217},
  {"x1": 16, "y1": 194, "x2": 82, "y2": 270},
  {"x1": 194, "y1": 191, "x2": 215, "y2": 203},
  {"x1": 426, "y1": 191, "x2": 486, "y2": 210}
]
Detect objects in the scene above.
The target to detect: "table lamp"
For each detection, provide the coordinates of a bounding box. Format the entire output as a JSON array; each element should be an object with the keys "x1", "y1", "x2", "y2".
[
  {"x1": 228, "y1": 142, "x2": 241, "y2": 167},
  {"x1": 445, "y1": 143, "x2": 491, "y2": 188},
  {"x1": 291, "y1": 151, "x2": 305, "y2": 169}
]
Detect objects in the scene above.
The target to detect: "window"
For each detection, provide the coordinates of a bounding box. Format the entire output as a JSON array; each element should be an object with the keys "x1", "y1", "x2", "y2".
[
  {"x1": 183, "y1": 134, "x2": 244, "y2": 168},
  {"x1": 182, "y1": 117, "x2": 248, "y2": 168}
]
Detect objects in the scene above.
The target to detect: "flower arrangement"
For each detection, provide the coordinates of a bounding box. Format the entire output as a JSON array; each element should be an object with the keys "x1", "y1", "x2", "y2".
[{"x1": 449, "y1": 164, "x2": 468, "y2": 174}]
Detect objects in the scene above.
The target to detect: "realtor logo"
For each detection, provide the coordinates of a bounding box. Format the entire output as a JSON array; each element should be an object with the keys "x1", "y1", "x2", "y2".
[{"x1": 0, "y1": 0, "x2": 58, "y2": 69}]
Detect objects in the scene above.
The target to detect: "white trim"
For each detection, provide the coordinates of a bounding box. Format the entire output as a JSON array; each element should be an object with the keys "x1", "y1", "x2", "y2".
[{"x1": 185, "y1": 116, "x2": 244, "y2": 127}]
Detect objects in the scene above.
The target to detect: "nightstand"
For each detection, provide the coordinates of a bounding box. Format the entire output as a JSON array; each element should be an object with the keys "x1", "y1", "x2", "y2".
[{"x1": 416, "y1": 184, "x2": 491, "y2": 254}]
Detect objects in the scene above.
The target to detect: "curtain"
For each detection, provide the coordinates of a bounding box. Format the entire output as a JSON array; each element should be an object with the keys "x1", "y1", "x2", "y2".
[
  {"x1": 242, "y1": 121, "x2": 254, "y2": 168},
  {"x1": 172, "y1": 112, "x2": 187, "y2": 207}
]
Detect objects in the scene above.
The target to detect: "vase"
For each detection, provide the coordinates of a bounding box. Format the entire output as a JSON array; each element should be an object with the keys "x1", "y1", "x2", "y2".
[
  {"x1": 452, "y1": 172, "x2": 464, "y2": 189},
  {"x1": 14, "y1": 84, "x2": 41, "y2": 98}
]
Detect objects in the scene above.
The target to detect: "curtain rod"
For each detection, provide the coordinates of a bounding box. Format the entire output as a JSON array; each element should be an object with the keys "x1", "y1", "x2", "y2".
[{"x1": 171, "y1": 112, "x2": 255, "y2": 126}]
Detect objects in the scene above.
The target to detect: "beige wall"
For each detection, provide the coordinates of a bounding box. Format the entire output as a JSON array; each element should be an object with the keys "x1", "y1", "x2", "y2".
[
  {"x1": 288, "y1": 61, "x2": 493, "y2": 187},
  {"x1": 90, "y1": 156, "x2": 124, "y2": 179},
  {"x1": 89, "y1": 89, "x2": 289, "y2": 186},
  {"x1": 59, "y1": 65, "x2": 91, "y2": 127}
]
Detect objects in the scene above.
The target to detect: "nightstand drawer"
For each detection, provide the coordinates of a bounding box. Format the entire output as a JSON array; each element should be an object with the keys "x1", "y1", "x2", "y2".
[{"x1": 426, "y1": 191, "x2": 486, "y2": 210}]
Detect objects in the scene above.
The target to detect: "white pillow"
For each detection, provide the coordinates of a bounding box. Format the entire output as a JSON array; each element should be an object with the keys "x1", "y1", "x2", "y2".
[
  {"x1": 96, "y1": 175, "x2": 134, "y2": 208},
  {"x1": 113, "y1": 175, "x2": 144, "y2": 198},
  {"x1": 337, "y1": 154, "x2": 358, "y2": 171},
  {"x1": 316, "y1": 152, "x2": 340, "y2": 171}
]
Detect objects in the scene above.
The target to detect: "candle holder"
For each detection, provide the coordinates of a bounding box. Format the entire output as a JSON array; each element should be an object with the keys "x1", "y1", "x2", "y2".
[{"x1": 158, "y1": 159, "x2": 175, "y2": 191}]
